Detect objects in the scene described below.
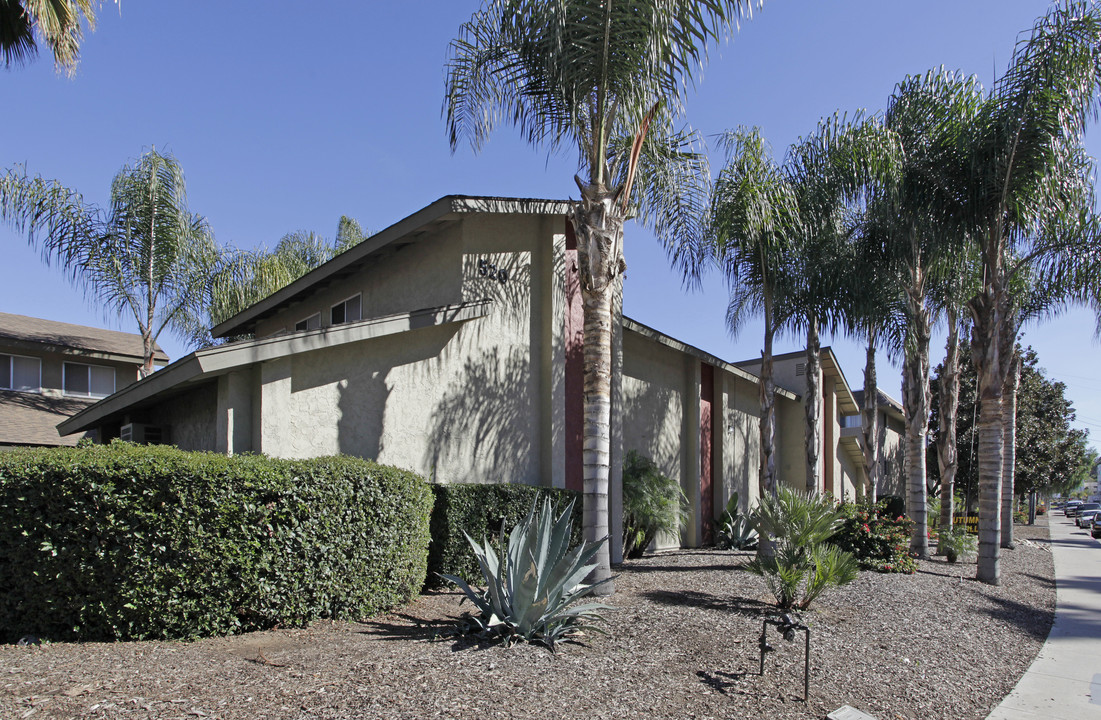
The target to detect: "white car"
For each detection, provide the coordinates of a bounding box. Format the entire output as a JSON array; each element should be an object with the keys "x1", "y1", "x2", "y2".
[{"x1": 1076, "y1": 505, "x2": 1101, "y2": 528}]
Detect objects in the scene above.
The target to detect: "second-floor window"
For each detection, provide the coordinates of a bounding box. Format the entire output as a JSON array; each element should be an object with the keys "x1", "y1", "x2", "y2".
[
  {"x1": 0, "y1": 354, "x2": 41, "y2": 393},
  {"x1": 331, "y1": 294, "x2": 362, "y2": 326},
  {"x1": 64, "y1": 362, "x2": 115, "y2": 398},
  {"x1": 294, "y1": 313, "x2": 321, "y2": 332}
]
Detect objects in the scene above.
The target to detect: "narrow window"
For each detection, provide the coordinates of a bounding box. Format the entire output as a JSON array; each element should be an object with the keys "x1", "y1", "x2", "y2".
[
  {"x1": 331, "y1": 294, "x2": 362, "y2": 326},
  {"x1": 294, "y1": 313, "x2": 321, "y2": 332}
]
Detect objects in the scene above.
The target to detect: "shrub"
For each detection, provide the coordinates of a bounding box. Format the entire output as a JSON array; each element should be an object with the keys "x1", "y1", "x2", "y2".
[
  {"x1": 715, "y1": 492, "x2": 758, "y2": 550},
  {"x1": 621, "y1": 450, "x2": 687, "y2": 559},
  {"x1": 442, "y1": 497, "x2": 610, "y2": 650},
  {"x1": 938, "y1": 527, "x2": 977, "y2": 563},
  {"x1": 745, "y1": 488, "x2": 858, "y2": 610},
  {"x1": 878, "y1": 494, "x2": 906, "y2": 520},
  {"x1": 0, "y1": 443, "x2": 432, "y2": 642},
  {"x1": 830, "y1": 499, "x2": 917, "y2": 574},
  {"x1": 427, "y1": 483, "x2": 581, "y2": 586}
]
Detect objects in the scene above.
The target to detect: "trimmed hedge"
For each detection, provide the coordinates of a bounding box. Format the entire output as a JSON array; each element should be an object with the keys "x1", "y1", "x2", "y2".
[
  {"x1": 427, "y1": 483, "x2": 582, "y2": 587},
  {"x1": 0, "y1": 443, "x2": 432, "y2": 642}
]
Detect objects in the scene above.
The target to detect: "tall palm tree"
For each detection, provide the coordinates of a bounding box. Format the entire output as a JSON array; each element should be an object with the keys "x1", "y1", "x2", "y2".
[
  {"x1": 0, "y1": 148, "x2": 216, "y2": 375},
  {"x1": 863, "y1": 69, "x2": 982, "y2": 559},
  {"x1": 958, "y1": 2, "x2": 1101, "y2": 584},
  {"x1": 707, "y1": 128, "x2": 800, "y2": 503},
  {"x1": 445, "y1": 0, "x2": 761, "y2": 592},
  {"x1": 1, "y1": 0, "x2": 101, "y2": 75}
]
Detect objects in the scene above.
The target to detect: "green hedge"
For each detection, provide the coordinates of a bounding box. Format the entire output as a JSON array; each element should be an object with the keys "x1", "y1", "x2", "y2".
[
  {"x1": 0, "y1": 443, "x2": 432, "y2": 642},
  {"x1": 426, "y1": 483, "x2": 582, "y2": 587}
]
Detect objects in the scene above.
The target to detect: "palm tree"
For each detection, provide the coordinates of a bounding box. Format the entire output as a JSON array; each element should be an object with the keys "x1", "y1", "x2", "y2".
[
  {"x1": 707, "y1": 128, "x2": 800, "y2": 503},
  {"x1": 0, "y1": 148, "x2": 216, "y2": 375},
  {"x1": 445, "y1": 0, "x2": 761, "y2": 591},
  {"x1": 1, "y1": 0, "x2": 102, "y2": 75},
  {"x1": 182, "y1": 217, "x2": 369, "y2": 348},
  {"x1": 861, "y1": 69, "x2": 982, "y2": 559},
  {"x1": 957, "y1": 2, "x2": 1101, "y2": 584}
]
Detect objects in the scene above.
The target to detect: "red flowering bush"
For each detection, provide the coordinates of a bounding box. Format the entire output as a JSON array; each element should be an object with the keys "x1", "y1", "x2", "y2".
[{"x1": 829, "y1": 499, "x2": 917, "y2": 574}]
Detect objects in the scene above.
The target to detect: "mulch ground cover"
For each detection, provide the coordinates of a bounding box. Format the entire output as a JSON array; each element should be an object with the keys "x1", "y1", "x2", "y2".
[{"x1": 0, "y1": 519, "x2": 1055, "y2": 720}]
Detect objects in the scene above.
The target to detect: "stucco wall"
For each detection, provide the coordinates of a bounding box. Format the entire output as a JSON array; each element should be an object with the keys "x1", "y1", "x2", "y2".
[
  {"x1": 719, "y1": 369, "x2": 761, "y2": 516},
  {"x1": 252, "y1": 213, "x2": 564, "y2": 492},
  {"x1": 622, "y1": 329, "x2": 689, "y2": 551}
]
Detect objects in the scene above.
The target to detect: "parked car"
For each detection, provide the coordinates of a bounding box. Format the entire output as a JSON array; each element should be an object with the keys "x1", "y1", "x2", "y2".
[
  {"x1": 1065, "y1": 500, "x2": 1084, "y2": 517},
  {"x1": 1075, "y1": 504, "x2": 1101, "y2": 527},
  {"x1": 1091, "y1": 514, "x2": 1101, "y2": 539}
]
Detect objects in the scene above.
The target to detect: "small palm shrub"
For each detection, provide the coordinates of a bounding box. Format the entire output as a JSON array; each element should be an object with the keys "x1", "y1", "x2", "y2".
[
  {"x1": 745, "y1": 488, "x2": 858, "y2": 610},
  {"x1": 938, "y1": 527, "x2": 977, "y2": 563},
  {"x1": 621, "y1": 450, "x2": 688, "y2": 559},
  {"x1": 715, "y1": 492, "x2": 758, "y2": 550},
  {"x1": 441, "y1": 497, "x2": 610, "y2": 650},
  {"x1": 830, "y1": 499, "x2": 918, "y2": 574}
]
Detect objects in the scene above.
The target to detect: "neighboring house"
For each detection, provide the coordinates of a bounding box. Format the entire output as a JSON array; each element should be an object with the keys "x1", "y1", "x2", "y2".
[
  {"x1": 848, "y1": 389, "x2": 907, "y2": 500},
  {"x1": 59, "y1": 195, "x2": 867, "y2": 558},
  {"x1": 0, "y1": 312, "x2": 167, "y2": 447}
]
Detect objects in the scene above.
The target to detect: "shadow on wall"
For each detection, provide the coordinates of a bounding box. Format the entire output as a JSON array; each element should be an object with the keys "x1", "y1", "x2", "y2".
[
  {"x1": 336, "y1": 368, "x2": 392, "y2": 461},
  {"x1": 423, "y1": 346, "x2": 534, "y2": 484},
  {"x1": 622, "y1": 381, "x2": 680, "y2": 488}
]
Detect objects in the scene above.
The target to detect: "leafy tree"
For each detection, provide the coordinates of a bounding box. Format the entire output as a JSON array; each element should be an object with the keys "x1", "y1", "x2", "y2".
[
  {"x1": 1, "y1": 0, "x2": 104, "y2": 75},
  {"x1": 930, "y1": 345, "x2": 1092, "y2": 507},
  {"x1": 0, "y1": 148, "x2": 216, "y2": 375},
  {"x1": 444, "y1": 0, "x2": 761, "y2": 591}
]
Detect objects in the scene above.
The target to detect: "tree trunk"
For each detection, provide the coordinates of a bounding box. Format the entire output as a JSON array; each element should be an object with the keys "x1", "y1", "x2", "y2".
[
  {"x1": 757, "y1": 306, "x2": 778, "y2": 560},
  {"x1": 804, "y1": 316, "x2": 822, "y2": 495},
  {"x1": 902, "y1": 271, "x2": 931, "y2": 559},
  {"x1": 861, "y1": 331, "x2": 879, "y2": 501},
  {"x1": 140, "y1": 331, "x2": 155, "y2": 378},
  {"x1": 571, "y1": 183, "x2": 626, "y2": 596},
  {"x1": 969, "y1": 284, "x2": 1006, "y2": 586},
  {"x1": 1001, "y1": 351, "x2": 1021, "y2": 549},
  {"x1": 936, "y1": 307, "x2": 961, "y2": 544}
]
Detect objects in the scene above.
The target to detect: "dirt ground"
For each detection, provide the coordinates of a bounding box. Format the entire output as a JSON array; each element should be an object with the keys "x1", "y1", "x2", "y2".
[{"x1": 0, "y1": 520, "x2": 1055, "y2": 720}]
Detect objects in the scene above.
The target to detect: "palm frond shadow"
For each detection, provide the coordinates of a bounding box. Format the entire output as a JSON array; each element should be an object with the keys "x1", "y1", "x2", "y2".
[
  {"x1": 357, "y1": 613, "x2": 456, "y2": 643},
  {"x1": 641, "y1": 589, "x2": 773, "y2": 617}
]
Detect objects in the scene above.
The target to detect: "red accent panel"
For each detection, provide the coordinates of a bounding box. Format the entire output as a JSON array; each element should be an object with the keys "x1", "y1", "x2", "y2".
[
  {"x1": 700, "y1": 362, "x2": 715, "y2": 545},
  {"x1": 564, "y1": 220, "x2": 584, "y2": 492}
]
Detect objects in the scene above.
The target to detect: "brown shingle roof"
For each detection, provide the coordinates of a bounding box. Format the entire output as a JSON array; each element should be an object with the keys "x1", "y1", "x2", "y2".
[
  {"x1": 0, "y1": 312, "x2": 167, "y2": 362},
  {"x1": 0, "y1": 390, "x2": 94, "y2": 446}
]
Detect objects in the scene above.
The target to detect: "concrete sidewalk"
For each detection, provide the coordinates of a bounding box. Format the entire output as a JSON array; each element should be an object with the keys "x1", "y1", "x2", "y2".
[{"x1": 987, "y1": 513, "x2": 1101, "y2": 719}]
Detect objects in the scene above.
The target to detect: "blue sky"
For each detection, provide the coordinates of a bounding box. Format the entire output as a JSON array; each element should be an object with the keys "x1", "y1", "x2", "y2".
[{"x1": 3, "y1": 1, "x2": 1099, "y2": 444}]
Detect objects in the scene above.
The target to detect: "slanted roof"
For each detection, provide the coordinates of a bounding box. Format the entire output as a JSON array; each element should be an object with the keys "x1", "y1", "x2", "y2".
[
  {"x1": 211, "y1": 195, "x2": 571, "y2": 339},
  {"x1": 59, "y1": 300, "x2": 493, "y2": 436},
  {"x1": 623, "y1": 317, "x2": 799, "y2": 400},
  {"x1": 734, "y1": 347, "x2": 859, "y2": 415},
  {"x1": 852, "y1": 389, "x2": 905, "y2": 422},
  {"x1": 0, "y1": 311, "x2": 168, "y2": 364},
  {"x1": 0, "y1": 390, "x2": 94, "y2": 446}
]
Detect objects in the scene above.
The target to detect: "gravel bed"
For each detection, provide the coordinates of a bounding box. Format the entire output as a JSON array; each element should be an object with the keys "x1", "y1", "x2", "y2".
[{"x1": 0, "y1": 519, "x2": 1055, "y2": 720}]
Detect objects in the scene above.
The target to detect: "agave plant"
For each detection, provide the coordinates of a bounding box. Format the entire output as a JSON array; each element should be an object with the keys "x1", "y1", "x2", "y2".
[
  {"x1": 441, "y1": 497, "x2": 611, "y2": 650},
  {"x1": 715, "y1": 492, "x2": 758, "y2": 550}
]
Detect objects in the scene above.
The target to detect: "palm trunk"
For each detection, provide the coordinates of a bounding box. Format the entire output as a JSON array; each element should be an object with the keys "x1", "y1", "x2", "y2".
[
  {"x1": 902, "y1": 270, "x2": 931, "y2": 559},
  {"x1": 970, "y1": 284, "x2": 1006, "y2": 586},
  {"x1": 1000, "y1": 351, "x2": 1020, "y2": 549},
  {"x1": 571, "y1": 183, "x2": 626, "y2": 596},
  {"x1": 757, "y1": 303, "x2": 778, "y2": 560},
  {"x1": 804, "y1": 316, "x2": 822, "y2": 495},
  {"x1": 936, "y1": 308, "x2": 961, "y2": 543},
  {"x1": 861, "y1": 331, "x2": 879, "y2": 501}
]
